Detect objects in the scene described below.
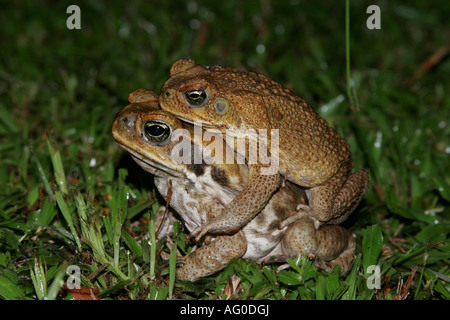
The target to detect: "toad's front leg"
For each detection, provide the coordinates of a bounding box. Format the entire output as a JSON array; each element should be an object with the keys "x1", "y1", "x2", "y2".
[{"x1": 189, "y1": 164, "x2": 281, "y2": 241}]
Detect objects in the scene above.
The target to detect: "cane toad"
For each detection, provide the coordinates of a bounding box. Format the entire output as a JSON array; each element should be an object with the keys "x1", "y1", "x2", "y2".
[
  {"x1": 159, "y1": 59, "x2": 369, "y2": 241},
  {"x1": 112, "y1": 89, "x2": 356, "y2": 281}
]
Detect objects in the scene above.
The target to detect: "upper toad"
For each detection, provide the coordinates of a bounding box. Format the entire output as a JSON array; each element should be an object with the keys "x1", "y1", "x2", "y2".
[{"x1": 159, "y1": 59, "x2": 369, "y2": 241}]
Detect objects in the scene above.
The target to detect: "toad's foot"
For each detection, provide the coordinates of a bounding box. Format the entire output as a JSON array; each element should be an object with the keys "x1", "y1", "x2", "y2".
[
  {"x1": 314, "y1": 234, "x2": 355, "y2": 274},
  {"x1": 188, "y1": 215, "x2": 242, "y2": 242},
  {"x1": 281, "y1": 217, "x2": 355, "y2": 274},
  {"x1": 278, "y1": 204, "x2": 315, "y2": 229}
]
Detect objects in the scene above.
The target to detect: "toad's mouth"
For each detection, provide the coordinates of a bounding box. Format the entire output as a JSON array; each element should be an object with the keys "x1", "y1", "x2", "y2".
[
  {"x1": 115, "y1": 143, "x2": 184, "y2": 179},
  {"x1": 175, "y1": 116, "x2": 223, "y2": 133}
]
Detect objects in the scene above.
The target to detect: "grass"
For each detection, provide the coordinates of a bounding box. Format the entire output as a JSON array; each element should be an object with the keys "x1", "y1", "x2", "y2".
[{"x1": 0, "y1": 0, "x2": 449, "y2": 300}]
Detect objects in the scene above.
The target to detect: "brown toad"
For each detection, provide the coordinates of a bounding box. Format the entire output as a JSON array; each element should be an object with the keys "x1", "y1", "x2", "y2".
[{"x1": 159, "y1": 59, "x2": 369, "y2": 241}]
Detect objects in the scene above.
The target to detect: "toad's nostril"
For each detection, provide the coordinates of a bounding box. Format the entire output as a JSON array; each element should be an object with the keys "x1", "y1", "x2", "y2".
[
  {"x1": 119, "y1": 114, "x2": 136, "y2": 128},
  {"x1": 165, "y1": 91, "x2": 171, "y2": 97}
]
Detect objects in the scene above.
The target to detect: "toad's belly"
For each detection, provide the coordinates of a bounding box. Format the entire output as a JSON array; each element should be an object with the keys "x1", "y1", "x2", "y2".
[
  {"x1": 241, "y1": 199, "x2": 289, "y2": 261},
  {"x1": 155, "y1": 176, "x2": 299, "y2": 262}
]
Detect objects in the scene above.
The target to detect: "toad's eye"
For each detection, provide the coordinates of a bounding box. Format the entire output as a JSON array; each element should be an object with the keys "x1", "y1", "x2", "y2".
[
  {"x1": 143, "y1": 120, "x2": 172, "y2": 145},
  {"x1": 184, "y1": 89, "x2": 209, "y2": 107}
]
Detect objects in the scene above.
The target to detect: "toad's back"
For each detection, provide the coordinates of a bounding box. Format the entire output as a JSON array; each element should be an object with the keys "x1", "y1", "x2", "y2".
[{"x1": 161, "y1": 60, "x2": 352, "y2": 187}]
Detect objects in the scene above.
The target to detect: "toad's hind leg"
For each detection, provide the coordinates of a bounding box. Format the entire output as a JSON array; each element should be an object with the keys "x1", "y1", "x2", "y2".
[
  {"x1": 308, "y1": 162, "x2": 369, "y2": 225},
  {"x1": 176, "y1": 231, "x2": 247, "y2": 282},
  {"x1": 282, "y1": 218, "x2": 355, "y2": 274},
  {"x1": 314, "y1": 234, "x2": 355, "y2": 274},
  {"x1": 279, "y1": 164, "x2": 368, "y2": 230}
]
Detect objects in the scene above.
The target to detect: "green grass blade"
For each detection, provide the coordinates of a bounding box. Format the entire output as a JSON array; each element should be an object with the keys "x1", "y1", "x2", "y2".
[
  {"x1": 46, "y1": 137, "x2": 68, "y2": 195},
  {"x1": 30, "y1": 259, "x2": 47, "y2": 300},
  {"x1": 31, "y1": 149, "x2": 53, "y2": 198},
  {"x1": 345, "y1": 0, "x2": 351, "y2": 103},
  {"x1": 55, "y1": 190, "x2": 82, "y2": 250},
  {"x1": 362, "y1": 225, "x2": 383, "y2": 276},
  {"x1": 113, "y1": 209, "x2": 123, "y2": 267},
  {"x1": 343, "y1": 254, "x2": 361, "y2": 300},
  {"x1": 169, "y1": 220, "x2": 180, "y2": 300},
  {"x1": 0, "y1": 275, "x2": 25, "y2": 300},
  {"x1": 0, "y1": 105, "x2": 19, "y2": 133},
  {"x1": 148, "y1": 206, "x2": 157, "y2": 280},
  {"x1": 46, "y1": 263, "x2": 68, "y2": 300},
  {"x1": 122, "y1": 230, "x2": 143, "y2": 258}
]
